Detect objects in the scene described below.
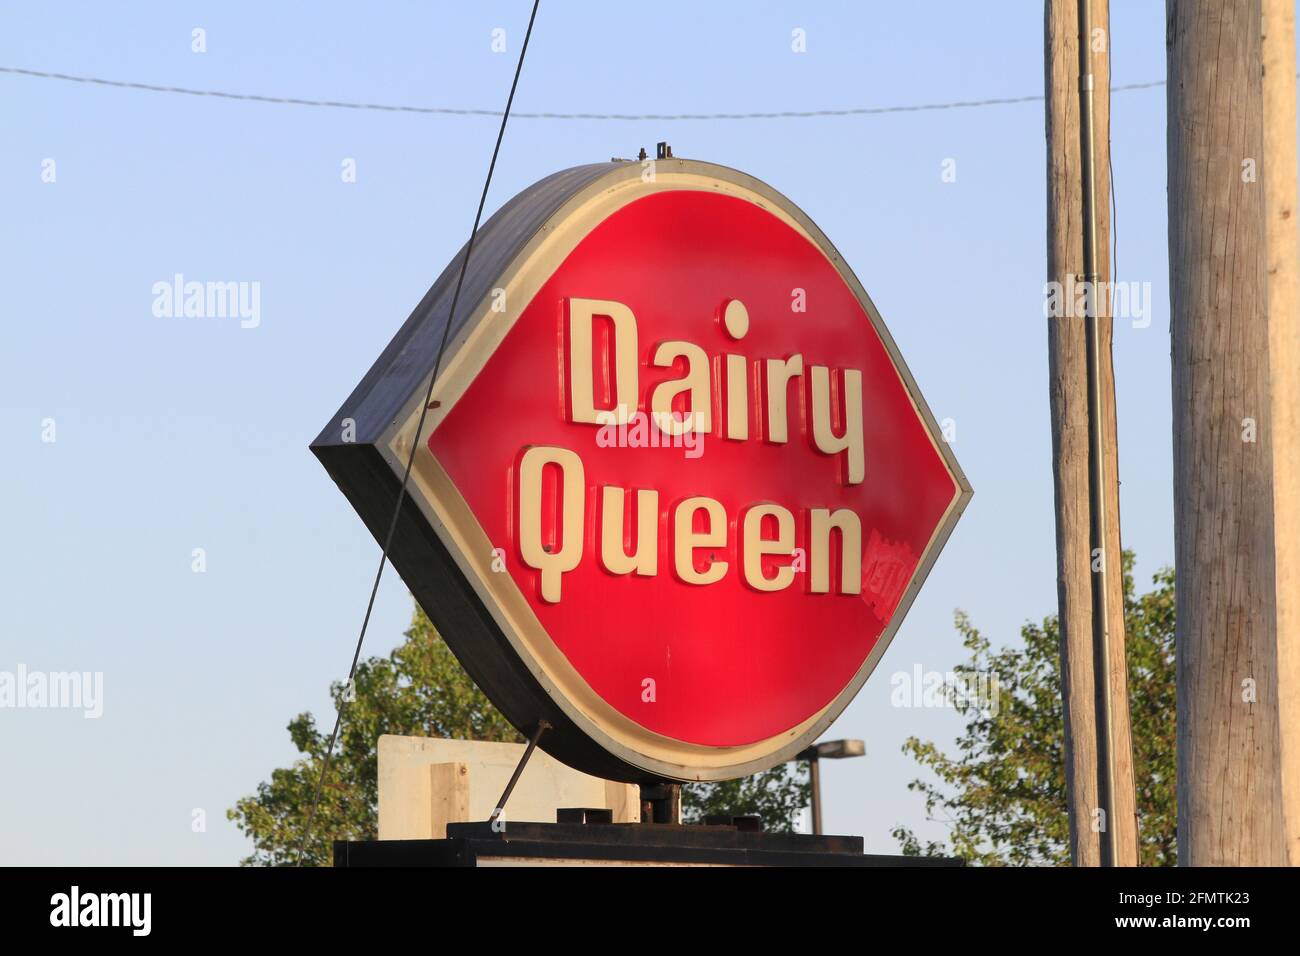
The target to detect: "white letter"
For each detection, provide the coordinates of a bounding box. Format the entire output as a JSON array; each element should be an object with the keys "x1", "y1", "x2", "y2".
[
  {"x1": 517, "y1": 446, "x2": 585, "y2": 602},
  {"x1": 567, "y1": 298, "x2": 638, "y2": 425},
  {"x1": 673, "y1": 497, "x2": 727, "y2": 585},
  {"x1": 810, "y1": 366, "x2": 865, "y2": 484},
  {"x1": 601, "y1": 487, "x2": 658, "y2": 576},
  {"x1": 809, "y1": 508, "x2": 862, "y2": 594},
  {"x1": 651, "y1": 341, "x2": 711, "y2": 435},
  {"x1": 742, "y1": 504, "x2": 795, "y2": 592}
]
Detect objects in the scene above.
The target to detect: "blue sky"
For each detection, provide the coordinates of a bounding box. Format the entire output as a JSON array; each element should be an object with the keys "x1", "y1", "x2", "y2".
[{"x1": 0, "y1": 0, "x2": 1217, "y2": 864}]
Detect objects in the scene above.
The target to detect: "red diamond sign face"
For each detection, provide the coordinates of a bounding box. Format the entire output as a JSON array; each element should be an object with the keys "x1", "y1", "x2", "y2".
[{"x1": 313, "y1": 159, "x2": 970, "y2": 783}]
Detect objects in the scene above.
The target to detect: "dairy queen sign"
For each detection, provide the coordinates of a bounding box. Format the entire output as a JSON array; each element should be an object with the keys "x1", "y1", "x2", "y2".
[{"x1": 312, "y1": 157, "x2": 971, "y2": 784}]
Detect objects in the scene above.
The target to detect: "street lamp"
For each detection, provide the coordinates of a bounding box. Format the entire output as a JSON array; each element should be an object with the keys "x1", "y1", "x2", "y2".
[{"x1": 794, "y1": 739, "x2": 865, "y2": 835}]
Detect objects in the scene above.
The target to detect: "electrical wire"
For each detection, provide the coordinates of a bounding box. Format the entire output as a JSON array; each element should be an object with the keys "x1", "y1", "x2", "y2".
[
  {"x1": 0, "y1": 65, "x2": 1168, "y2": 120},
  {"x1": 291, "y1": 0, "x2": 541, "y2": 867}
]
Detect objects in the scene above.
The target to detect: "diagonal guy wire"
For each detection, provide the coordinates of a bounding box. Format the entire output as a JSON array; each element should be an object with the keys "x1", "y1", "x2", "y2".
[{"x1": 293, "y1": 0, "x2": 541, "y2": 867}]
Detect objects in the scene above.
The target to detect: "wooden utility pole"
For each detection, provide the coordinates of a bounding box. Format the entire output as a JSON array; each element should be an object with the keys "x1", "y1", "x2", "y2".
[
  {"x1": 1262, "y1": 0, "x2": 1300, "y2": 866},
  {"x1": 1167, "y1": 0, "x2": 1296, "y2": 865},
  {"x1": 1044, "y1": 0, "x2": 1140, "y2": 866}
]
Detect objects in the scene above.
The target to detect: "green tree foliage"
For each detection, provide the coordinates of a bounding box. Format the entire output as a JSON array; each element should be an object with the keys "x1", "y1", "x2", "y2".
[
  {"x1": 682, "y1": 761, "x2": 810, "y2": 832},
  {"x1": 230, "y1": 604, "x2": 810, "y2": 863},
  {"x1": 228, "y1": 607, "x2": 520, "y2": 866},
  {"x1": 892, "y1": 553, "x2": 1176, "y2": 866}
]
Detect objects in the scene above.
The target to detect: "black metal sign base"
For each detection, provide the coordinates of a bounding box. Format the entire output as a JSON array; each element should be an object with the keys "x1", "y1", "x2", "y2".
[{"x1": 333, "y1": 822, "x2": 963, "y2": 868}]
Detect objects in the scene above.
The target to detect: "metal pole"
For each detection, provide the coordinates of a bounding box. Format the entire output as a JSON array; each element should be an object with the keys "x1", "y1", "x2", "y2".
[
  {"x1": 809, "y1": 756, "x2": 822, "y2": 835},
  {"x1": 488, "y1": 720, "x2": 549, "y2": 828},
  {"x1": 1075, "y1": 0, "x2": 1118, "y2": 868}
]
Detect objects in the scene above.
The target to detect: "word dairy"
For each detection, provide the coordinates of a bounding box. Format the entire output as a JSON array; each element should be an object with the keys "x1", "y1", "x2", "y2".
[
  {"x1": 567, "y1": 297, "x2": 864, "y2": 479},
  {"x1": 517, "y1": 296, "x2": 869, "y2": 602}
]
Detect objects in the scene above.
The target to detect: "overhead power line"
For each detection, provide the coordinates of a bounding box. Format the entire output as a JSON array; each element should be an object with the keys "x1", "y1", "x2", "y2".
[{"x1": 0, "y1": 65, "x2": 1167, "y2": 120}]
